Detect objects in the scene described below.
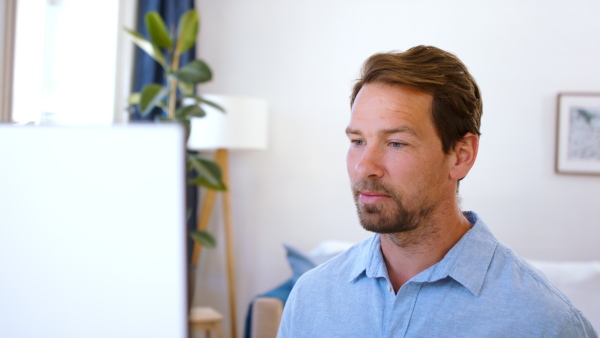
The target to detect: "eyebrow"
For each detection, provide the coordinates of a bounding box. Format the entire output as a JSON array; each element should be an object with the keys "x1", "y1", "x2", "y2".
[{"x1": 345, "y1": 126, "x2": 419, "y2": 137}]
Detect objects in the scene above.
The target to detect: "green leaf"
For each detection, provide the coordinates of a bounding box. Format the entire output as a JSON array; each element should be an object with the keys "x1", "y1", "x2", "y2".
[
  {"x1": 124, "y1": 28, "x2": 166, "y2": 68},
  {"x1": 199, "y1": 98, "x2": 225, "y2": 113},
  {"x1": 139, "y1": 84, "x2": 168, "y2": 116},
  {"x1": 177, "y1": 9, "x2": 199, "y2": 54},
  {"x1": 188, "y1": 155, "x2": 227, "y2": 191},
  {"x1": 173, "y1": 60, "x2": 212, "y2": 84},
  {"x1": 181, "y1": 119, "x2": 191, "y2": 140},
  {"x1": 145, "y1": 12, "x2": 172, "y2": 48},
  {"x1": 156, "y1": 101, "x2": 168, "y2": 111},
  {"x1": 128, "y1": 93, "x2": 140, "y2": 105},
  {"x1": 188, "y1": 155, "x2": 222, "y2": 181},
  {"x1": 191, "y1": 176, "x2": 227, "y2": 191},
  {"x1": 176, "y1": 104, "x2": 205, "y2": 119},
  {"x1": 178, "y1": 82, "x2": 195, "y2": 96},
  {"x1": 182, "y1": 96, "x2": 225, "y2": 113},
  {"x1": 190, "y1": 230, "x2": 216, "y2": 248}
]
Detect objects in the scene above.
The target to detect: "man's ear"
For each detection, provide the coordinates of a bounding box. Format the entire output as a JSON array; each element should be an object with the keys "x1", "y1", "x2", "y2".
[{"x1": 449, "y1": 132, "x2": 479, "y2": 181}]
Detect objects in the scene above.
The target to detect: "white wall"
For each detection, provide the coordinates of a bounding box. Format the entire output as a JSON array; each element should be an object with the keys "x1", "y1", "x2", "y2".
[{"x1": 192, "y1": 1, "x2": 600, "y2": 336}]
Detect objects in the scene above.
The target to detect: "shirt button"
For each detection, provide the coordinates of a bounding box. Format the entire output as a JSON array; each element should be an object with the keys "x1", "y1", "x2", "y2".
[{"x1": 387, "y1": 285, "x2": 392, "y2": 292}]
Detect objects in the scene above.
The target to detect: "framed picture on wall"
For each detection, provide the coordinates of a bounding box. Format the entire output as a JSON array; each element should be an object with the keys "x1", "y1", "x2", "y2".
[{"x1": 556, "y1": 93, "x2": 600, "y2": 175}]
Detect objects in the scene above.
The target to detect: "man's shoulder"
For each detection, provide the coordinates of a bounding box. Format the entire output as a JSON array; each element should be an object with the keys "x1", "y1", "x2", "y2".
[
  {"x1": 492, "y1": 243, "x2": 573, "y2": 303},
  {"x1": 486, "y1": 243, "x2": 593, "y2": 330},
  {"x1": 456, "y1": 213, "x2": 596, "y2": 335},
  {"x1": 466, "y1": 212, "x2": 582, "y2": 310}
]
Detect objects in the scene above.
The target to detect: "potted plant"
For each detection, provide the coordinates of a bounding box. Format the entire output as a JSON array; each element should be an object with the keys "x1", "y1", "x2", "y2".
[{"x1": 125, "y1": 9, "x2": 223, "y2": 248}]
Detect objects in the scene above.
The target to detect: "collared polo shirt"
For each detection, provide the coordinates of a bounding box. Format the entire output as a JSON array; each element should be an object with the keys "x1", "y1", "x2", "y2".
[{"x1": 277, "y1": 212, "x2": 597, "y2": 337}]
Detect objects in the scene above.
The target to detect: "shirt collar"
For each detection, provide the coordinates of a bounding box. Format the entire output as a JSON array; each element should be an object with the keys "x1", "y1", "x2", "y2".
[
  {"x1": 348, "y1": 211, "x2": 498, "y2": 297},
  {"x1": 348, "y1": 233, "x2": 387, "y2": 283},
  {"x1": 413, "y1": 211, "x2": 498, "y2": 297}
]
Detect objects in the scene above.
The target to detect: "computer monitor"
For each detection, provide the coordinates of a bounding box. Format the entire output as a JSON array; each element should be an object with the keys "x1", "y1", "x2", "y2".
[{"x1": 0, "y1": 124, "x2": 188, "y2": 337}]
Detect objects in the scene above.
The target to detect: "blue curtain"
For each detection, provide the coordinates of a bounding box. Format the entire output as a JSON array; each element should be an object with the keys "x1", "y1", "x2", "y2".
[{"x1": 131, "y1": 0, "x2": 197, "y2": 266}]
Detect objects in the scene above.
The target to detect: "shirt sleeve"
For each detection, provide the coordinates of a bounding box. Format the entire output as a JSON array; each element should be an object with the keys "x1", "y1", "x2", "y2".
[
  {"x1": 555, "y1": 309, "x2": 598, "y2": 338},
  {"x1": 276, "y1": 282, "x2": 299, "y2": 338}
]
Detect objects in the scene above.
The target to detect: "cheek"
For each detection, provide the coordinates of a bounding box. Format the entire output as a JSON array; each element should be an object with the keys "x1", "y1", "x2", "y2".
[
  {"x1": 387, "y1": 157, "x2": 427, "y2": 192},
  {"x1": 387, "y1": 157, "x2": 413, "y2": 178}
]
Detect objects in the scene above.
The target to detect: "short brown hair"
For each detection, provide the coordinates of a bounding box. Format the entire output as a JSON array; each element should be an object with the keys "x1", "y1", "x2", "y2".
[{"x1": 351, "y1": 46, "x2": 482, "y2": 154}]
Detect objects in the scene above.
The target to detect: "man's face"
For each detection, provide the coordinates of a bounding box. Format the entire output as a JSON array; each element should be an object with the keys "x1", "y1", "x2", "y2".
[{"x1": 346, "y1": 83, "x2": 453, "y2": 233}]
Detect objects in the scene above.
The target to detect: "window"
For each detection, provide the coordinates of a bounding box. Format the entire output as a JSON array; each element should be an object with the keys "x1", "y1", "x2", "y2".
[{"x1": 11, "y1": 0, "x2": 134, "y2": 125}]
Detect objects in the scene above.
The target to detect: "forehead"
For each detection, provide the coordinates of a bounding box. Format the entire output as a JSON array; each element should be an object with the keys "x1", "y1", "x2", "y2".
[{"x1": 349, "y1": 83, "x2": 434, "y2": 133}]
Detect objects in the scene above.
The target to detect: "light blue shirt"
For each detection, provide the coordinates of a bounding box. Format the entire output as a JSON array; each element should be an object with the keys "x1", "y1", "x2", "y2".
[{"x1": 277, "y1": 212, "x2": 597, "y2": 337}]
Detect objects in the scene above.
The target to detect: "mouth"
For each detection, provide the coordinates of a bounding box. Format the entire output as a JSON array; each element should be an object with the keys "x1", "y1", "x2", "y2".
[{"x1": 358, "y1": 190, "x2": 391, "y2": 205}]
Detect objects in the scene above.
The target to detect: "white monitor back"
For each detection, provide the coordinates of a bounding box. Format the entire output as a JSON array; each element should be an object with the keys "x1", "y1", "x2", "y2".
[{"x1": 0, "y1": 124, "x2": 187, "y2": 337}]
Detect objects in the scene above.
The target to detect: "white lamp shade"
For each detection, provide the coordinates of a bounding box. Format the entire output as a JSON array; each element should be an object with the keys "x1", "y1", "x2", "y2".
[{"x1": 187, "y1": 94, "x2": 268, "y2": 150}]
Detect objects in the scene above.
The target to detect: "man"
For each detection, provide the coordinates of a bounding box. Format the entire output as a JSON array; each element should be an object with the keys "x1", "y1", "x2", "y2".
[{"x1": 277, "y1": 46, "x2": 597, "y2": 337}]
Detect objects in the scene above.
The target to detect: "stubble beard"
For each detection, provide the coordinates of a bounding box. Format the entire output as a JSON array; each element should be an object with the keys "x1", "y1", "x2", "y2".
[{"x1": 352, "y1": 178, "x2": 434, "y2": 234}]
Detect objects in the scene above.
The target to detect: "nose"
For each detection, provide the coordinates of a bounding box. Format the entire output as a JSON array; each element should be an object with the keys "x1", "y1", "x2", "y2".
[{"x1": 353, "y1": 145, "x2": 384, "y2": 179}]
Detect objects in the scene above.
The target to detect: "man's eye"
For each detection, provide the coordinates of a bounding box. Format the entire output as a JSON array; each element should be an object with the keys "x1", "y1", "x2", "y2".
[
  {"x1": 351, "y1": 140, "x2": 364, "y2": 146},
  {"x1": 390, "y1": 142, "x2": 404, "y2": 148}
]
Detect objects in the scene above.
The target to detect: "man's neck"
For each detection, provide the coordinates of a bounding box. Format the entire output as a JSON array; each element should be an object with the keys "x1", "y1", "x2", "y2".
[{"x1": 380, "y1": 208, "x2": 472, "y2": 293}]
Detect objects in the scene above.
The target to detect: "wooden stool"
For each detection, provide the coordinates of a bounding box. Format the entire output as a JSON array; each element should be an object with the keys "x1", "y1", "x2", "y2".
[{"x1": 190, "y1": 306, "x2": 224, "y2": 338}]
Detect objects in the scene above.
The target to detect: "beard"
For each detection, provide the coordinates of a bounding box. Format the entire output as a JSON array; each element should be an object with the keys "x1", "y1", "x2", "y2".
[{"x1": 352, "y1": 178, "x2": 434, "y2": 234}]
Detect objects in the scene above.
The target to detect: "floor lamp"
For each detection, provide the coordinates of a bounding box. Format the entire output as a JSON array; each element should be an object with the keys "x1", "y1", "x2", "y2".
[{"x1": 187, "y1": 94, "x2": 268, "y2": 338}]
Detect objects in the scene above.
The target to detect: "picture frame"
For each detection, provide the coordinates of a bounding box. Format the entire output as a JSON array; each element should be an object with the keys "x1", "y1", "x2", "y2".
[{"x1": 556, "y1": 93, "x2": 600, "y2": 175}]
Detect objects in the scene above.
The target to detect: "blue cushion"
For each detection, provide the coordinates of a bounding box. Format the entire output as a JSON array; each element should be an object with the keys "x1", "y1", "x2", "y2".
[
  {"x1": 244, "y1": 244, "x2": 317, "y2": 338},
  {"x1": 283, "y1": 243, "x2": 316, "y2": 282}
]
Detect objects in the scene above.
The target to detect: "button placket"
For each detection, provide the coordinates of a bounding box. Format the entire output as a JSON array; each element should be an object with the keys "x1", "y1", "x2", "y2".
[{"x1": 384, "y1": 282, "x2": 422, "y2": 338}]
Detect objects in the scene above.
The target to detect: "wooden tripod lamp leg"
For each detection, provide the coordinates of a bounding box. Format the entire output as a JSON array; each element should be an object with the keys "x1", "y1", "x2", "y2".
[
  {"x1": 192, "y1": 149, "x2": 237, "y2": 338},
  {"x1": 215, "y1": 148, "x2": 238, "y2": 338},
  {"x1": 190, "y1": 149, "x2": 237, "y2": 338}
]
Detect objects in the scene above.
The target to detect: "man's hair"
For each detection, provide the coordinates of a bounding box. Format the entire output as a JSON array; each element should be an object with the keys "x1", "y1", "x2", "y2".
[{"x1": 351, "y1": 45, "x2": 482, "y2": 154}]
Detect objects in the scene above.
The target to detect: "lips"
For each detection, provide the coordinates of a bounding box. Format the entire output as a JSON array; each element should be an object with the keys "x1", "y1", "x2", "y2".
[{"x1": 359, "y1": 190, "x2": 390, "y2": 204}]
